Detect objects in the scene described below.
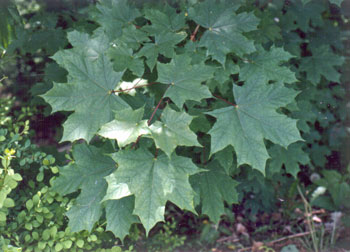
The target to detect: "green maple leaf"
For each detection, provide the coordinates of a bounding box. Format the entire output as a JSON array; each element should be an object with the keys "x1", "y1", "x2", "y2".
[
  {"x1": 118, "y1": 25, "x2": 150, "y2": 50},
  {"x1": 41, "y1": 49, "x2": 129, "y2": 142},
  {"x1": 107, "y1": 147, "x2": 199, "y2": 233},
  {"x1": 143, "y1": 4, "x2": 186, "y2": 35},
  {"x1": 190, "y1": 162, "x2": 238, "y2": 223},
  {"x1": 188, "y1": 0, "x2": 259, "y2": 65},
  {"x1": 137, "y1": 31, "x2": 187, "y2": 70},
  {"x1": 149, "y1": 106, "x2": 200, "y2": 157},
  {"x1": 157, "y1": 54, "x2": 214, "y2": 108},
  {"x1": 282, "y1": 1, "x2": 325, "y2": 32},
  {"x1": 52, "y1": 143, "x2": 116, "y2": 232},
  {"x1": 268, "y1": 142, "x2": 310, "y2": 178},
  {"x1": 98, "y1": 107, "x2": 149, "y2": 148},
  {"x1": 66, "y1": 180, "x2": 107, "y2": 232},
  {"x1": 239, "y1": 46, "x2": 297, "y2": 85},
  {"x1": 214, "y1": 146, "x2": 236, "y2": 175},
  {"x1": 108, "y1": 42, "x2": 145, "y2": 76},
  {"x1": 249, "y1": 12, "x2": 282, "y2": 43},
  {"x1": 299, "y1": 45, "x2": 344, "y2": 85},
  {"x1": 95, "y1": 0, "x2": 140, "y2": 40},
  {"x1": 105, "y1": 196, "x2": 140, "y2": 239},
  {"x1": 207, "y1": 82, "x2": 302, "y2": 174},
  {"x1": 67, "y1": 29, "x2": 109, "y2": 61}
]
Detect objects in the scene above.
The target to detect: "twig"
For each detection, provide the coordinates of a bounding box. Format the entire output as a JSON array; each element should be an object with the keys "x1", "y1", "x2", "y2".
[
  {"x1": 147, "y1": 84, "x2": 171, "y2": 126},
  {"x1": 131, "y1": 135, "x2": 143, "y2": 149},
  {"x1": 237, "y1": 231, "x2": 312, "y2": 251},
  {"x1": 0, "y1": 75, "x2": 8, "y2": 83},
  {"x1": 267, "y1": 231, "x2": 311, "y2": 245},
  {"x1": 147, "y1": 96, "x2": 164, "y2": 126},
  {"x1": 297, "y1": 185, "x2": 319, "y2": 252},
  {"x1": 190, "y1": 24, "x2": 200, "y2": 41},
  {"x1": 213, "y1": 94, "x2": 237, "y2": 107},
  {"x1": 217, "y1": 236, "x2": 240, "y2": 243}
]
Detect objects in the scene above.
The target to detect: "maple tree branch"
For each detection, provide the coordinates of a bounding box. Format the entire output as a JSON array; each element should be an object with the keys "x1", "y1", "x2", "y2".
[
  {"x1": 213, "y1": 94, "x2": 237, "y2": 107},
  {"x1": 202, "y1": 146, "x2": 207, "y2": 164},
  {"x1": 148, "y1": 96, "x2": 164, "y2": 126},
  {"x1": 131, "y1": 134, "x2": 143, "y2": 149},
  {"x1": 190, "y1": 24, "x2": 200, "y2": 41},
  {"x1": 237, "y1": 231, "x2": 312, "y2": 252},
  {"x1": 147, "y1": 84, "x2": 171, "y2": 126},
  {"x1": 111, "y1": 82, "x2": 159, "y2": 94}
]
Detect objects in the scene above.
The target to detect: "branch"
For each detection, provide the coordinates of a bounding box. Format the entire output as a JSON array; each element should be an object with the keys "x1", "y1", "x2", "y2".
[
  {"x1": 131, "y1": 135, "x2": 143, "y2": 149},
  {"x1": 147, "y1": 96, "x2": 165, "y2": 126},
  {"x1": 213, "y1": 94, "x2": 237, "y2": 107},
  {"x1": 147, "y1": 84, "x2": 171, "y2": 126},
  {"x1": 190, "y1": 25, "x2": 200, "y2": 41},
  {"x1": 237, "y1": 232, "x2": 311, "y2": 252}
]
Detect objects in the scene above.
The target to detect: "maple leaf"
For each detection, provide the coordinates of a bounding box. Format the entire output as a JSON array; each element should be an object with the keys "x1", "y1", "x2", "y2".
[
  {"x1": 105, "y1": 196, "x2": 140, "y2": 239},
  {"x1": 106, "y1": 147, "x2": 199, "y2": 234},
  {"x1": 268, "y1": 142, "x2": 310, "y2": 178},
  {"x1": 157, "y1": 54, "x2": 214, "y2": 108},
  {"x1": 281, "y1": 1, "x2": 325, "y2": 32},
  {"x1": 118, "y1": 25, "x2": 150, "y2": 50},
  {"x1": 66, "y1": 180, "x2": 107, "y2": 232},
  {"x1": 108, "y1": 42, "x2": 145, "y2": 77},
  {"x1": 137, "y1": 31, "x2": 187, "y2": 70},
  {"x1": 52, "y1": 143, "x2": 116, "y2": 232},
  {"x1": 143, "y1": 3, "x2": 186, "y2": 35},
  {"x1": 41, "y1": 48, "x2": 129, "y2": 142},
  {"x1": 67, "y1": 28, "x2": 109, "y2": 61},
  {"x1": 95, "y1": 0, "x2": 140, "y2": 39},
  {"x1": 249, "y1": 12, "x2": 282, "y2": 43},
  {"x1": 149, "y1": 106, "x2": 201, "y2": 157},
  {"x1": 207, "y1": 82, "x2": 302, "y2": 174},
  {"x1": 190, "y1": 162, "x2": 238, "y2": 223},
  {"x1": 299, "y1": 45, "x2": 344, "y2": 85},
  {"x1": 214, "y1": 146, "x2": 236, "y2": 175},
  {"x1": 239, "y1": 46, "x2": 297, "y2": 85},
  {"x1": 98, "y1": 107, "x2": 149, "y2": 148},
  {"x1": 189, "y1": 0, "x2": 259, "y2": 65}
]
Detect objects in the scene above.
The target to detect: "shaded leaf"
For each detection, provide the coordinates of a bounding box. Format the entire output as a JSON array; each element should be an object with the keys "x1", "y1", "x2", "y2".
[
  {"x1": 105, "y1": 196, "x2": 140, "y2": 239},
  {"x1": 239, "y1": 46, "x2": 297, "y2": 85},
  {"x1": 299, "y1": 45, "x2": 344, "y2": 84},
  {"x1": 190, "y1": 162, "x2": 238, "y2": 223}
]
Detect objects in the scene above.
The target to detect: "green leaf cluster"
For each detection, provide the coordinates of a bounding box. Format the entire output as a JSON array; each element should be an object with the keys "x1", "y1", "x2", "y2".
[{"x1": 35, "y1": 0, "x2": 346, "y2": 240}]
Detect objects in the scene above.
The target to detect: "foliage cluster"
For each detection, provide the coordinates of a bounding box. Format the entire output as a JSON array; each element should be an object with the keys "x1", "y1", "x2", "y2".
[
  {"x1": 0, "y1": 97, "x2": 125, "y2": 251},
  {"x1": 0, "y1": 0, "x2": 349, "y2": 250}
]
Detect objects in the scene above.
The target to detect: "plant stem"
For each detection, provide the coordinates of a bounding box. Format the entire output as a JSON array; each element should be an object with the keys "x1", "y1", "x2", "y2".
[
  {"x1": 190, "y1": 25, "x2": 200, "y2": 41},
  {"x1": 147, "y1": 96, "x2": 164, "y2": 126},
  {"x1": 213, "y1": 94, "x2": 237, "y2": 107},
  {"x1": 147, "y1": 84, "x2": 171, "y2": 126},
  {"x1": 297, "y1": 185, "x2": 319, "y2": 252}
]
